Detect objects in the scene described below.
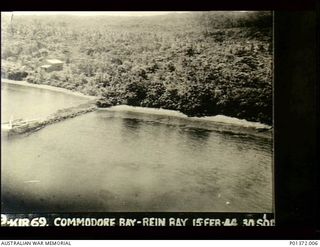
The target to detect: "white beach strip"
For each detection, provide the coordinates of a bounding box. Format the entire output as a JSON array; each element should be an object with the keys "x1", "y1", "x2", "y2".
[
  {"x1": 192, "y1": 115, "x2": 271, "y2": 129},
  {"x1": 104, "y1": 105, "x2": 187, "y2": 118},
  {"x1": 102, "y1": 105, "x2": 272, "y2": 129},
  {"x1": 1, "y1": 79, "x2": 96, "y2": 100}
]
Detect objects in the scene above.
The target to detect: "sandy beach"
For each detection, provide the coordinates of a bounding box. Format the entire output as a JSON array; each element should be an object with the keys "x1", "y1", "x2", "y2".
[{"x1": 101, "y1": 105, "x2": 272, "y2": 130}]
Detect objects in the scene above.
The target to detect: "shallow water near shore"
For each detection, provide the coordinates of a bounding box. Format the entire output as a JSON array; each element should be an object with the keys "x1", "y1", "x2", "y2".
[
  {"x1": 1, "y1": 83, "x2": 273, "y2": 212},
  {"x1": 1, "y1": 82, "x2": 88, "y2": 122}
]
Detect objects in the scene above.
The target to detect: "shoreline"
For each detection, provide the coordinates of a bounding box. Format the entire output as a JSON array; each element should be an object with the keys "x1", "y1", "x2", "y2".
[
  {"x1": 1, "y1": 78, "x2": 97, "y2": 100},
  {"x1": 2, "y1": 78, "x2": 272, "y2": 139},
  {"x1": 100, "y1": 106, "x2": 272, "y2": 140},
  {"x1": 100, "y1": 105, "x2": 272, "y2": 129}
]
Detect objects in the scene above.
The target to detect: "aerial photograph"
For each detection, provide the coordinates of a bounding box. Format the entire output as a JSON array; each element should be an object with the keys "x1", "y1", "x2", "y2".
[{"x1": 1, "y1": 11, "x2": 273, "y2": 213}]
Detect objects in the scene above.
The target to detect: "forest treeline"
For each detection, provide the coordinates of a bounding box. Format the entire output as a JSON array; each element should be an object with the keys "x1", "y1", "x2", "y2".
[{"x1": 1, "y1": 11, "x2": 272, "y2": 124}]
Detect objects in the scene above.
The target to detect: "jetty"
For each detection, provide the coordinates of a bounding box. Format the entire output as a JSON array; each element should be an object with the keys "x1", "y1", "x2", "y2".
[
  {"x1": 2, "y1": 118, "x2": 41, "y2": 133},
  {"x1": 1, "y1": 101, "x2": 97, "y2": 136}
]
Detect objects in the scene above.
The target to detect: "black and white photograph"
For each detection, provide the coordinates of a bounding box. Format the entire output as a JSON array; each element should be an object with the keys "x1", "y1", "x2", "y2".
[{"x1": 1, "y1": 11, "x2": 273, "y2": 215}]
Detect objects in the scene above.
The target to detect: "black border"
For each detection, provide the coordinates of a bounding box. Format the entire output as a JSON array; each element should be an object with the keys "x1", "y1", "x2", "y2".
[
  {"x1": 1, "y1": 0, "x2": 319, "y2": 240},
  {"x1": 0, "y1": 0, "x2": 317, "y2": 11},
  {"x1": 274, "y1": 10, "x2": 319, "y2": 229}
]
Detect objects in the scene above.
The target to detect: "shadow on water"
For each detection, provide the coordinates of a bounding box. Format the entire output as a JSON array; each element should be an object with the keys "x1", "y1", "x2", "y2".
[
  {"x1": 181, "y1": 127, "x2": 211, "y2": 143},
  {"x1": 121, "y1": 118, "x2": 142, "y2": 131},
  {"x1": 120, "y1": 118, "x2": 142, "y2": 139},
  {"x1": 1, "y1": 188, "x2": 110, "y2": 213},
  {"x1": 1, "y1": 186, "x2": 190, "y2": 213}
]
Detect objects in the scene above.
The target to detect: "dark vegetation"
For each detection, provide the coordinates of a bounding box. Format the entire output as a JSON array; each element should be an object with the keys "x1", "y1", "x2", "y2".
[{"x1": 1, "y1": 12, "x2": 272, "y2": 124}]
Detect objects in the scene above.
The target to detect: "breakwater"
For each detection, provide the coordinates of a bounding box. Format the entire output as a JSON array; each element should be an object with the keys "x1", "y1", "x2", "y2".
[{"x1": 4, "y1": 101, "x2": 97, "y2": 135}]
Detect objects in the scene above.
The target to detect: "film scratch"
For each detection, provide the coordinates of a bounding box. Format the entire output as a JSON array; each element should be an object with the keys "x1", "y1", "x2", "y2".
[{"x1": 1, "y1": 11, "x2": 274, "y2": 228}]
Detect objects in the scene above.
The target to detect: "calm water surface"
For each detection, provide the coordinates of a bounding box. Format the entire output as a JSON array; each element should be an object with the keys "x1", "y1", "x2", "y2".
[
  {"x1": 1, "y1": 83, "x2": 88, "y2": 121},
  {"x1": 1, "y1": 83, "x2": 273, "y2": 212}
]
